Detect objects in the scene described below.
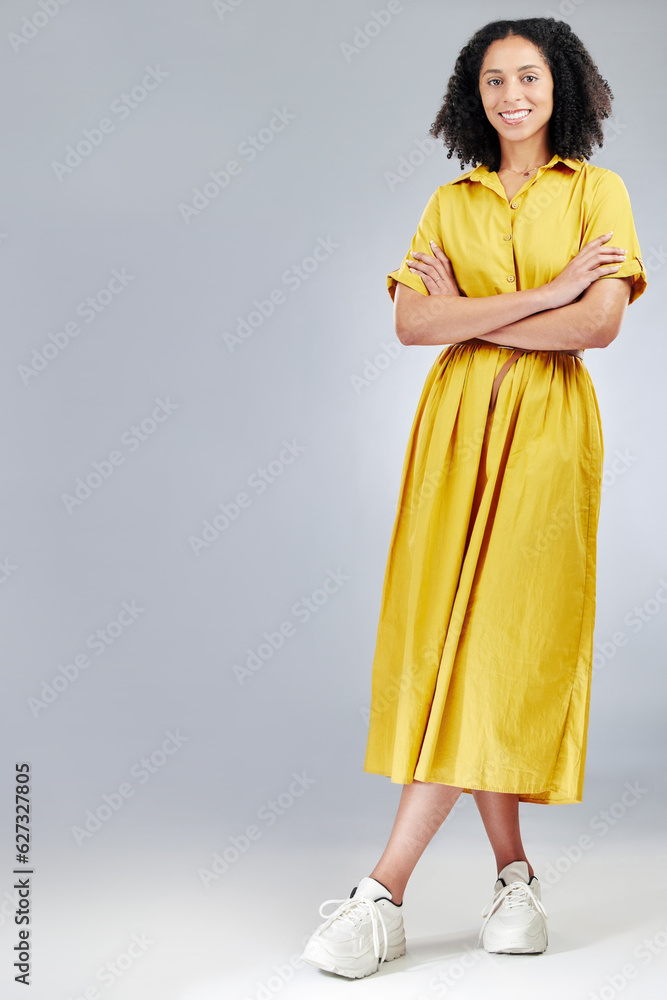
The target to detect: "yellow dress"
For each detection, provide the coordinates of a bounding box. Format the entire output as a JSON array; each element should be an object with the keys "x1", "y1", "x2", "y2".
[{"x1": 363, "y1": 155, "x2": 647, "y2": 804}]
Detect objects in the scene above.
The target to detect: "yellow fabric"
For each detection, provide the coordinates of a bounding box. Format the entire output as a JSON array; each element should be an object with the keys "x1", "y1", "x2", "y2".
[
  {"x1": 387, "y1": 154, "x2": 647, "y2": 307},
  {"x1": 364, "y1": 156, "x2": 647, "y2": 804}
]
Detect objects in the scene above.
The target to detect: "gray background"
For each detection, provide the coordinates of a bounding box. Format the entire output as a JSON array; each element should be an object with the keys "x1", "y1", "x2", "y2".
[{"x1": 1, "y1": 1, "x2": 665, "y2": 998}]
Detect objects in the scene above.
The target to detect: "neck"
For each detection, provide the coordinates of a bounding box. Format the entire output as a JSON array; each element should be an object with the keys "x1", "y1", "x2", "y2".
[{"x1": 498, "y1": 134, "x2": 553, "y2": 173}]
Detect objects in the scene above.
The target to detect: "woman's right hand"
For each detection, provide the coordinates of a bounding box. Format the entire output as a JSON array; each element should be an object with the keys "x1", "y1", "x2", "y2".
[{"x1": 543, "y1": 232, "x2": 627, "y2": 310}]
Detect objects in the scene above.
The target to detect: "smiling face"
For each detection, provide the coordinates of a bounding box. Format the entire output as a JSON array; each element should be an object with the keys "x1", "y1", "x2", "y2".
[{"x1": 478, "y1": 35, "x2": 554, "y2": 152}]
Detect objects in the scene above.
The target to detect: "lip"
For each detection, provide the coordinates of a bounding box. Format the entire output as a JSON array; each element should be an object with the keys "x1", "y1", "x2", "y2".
[{"x1": 499, "y1": 109, "x2": 532, "y2": 124}]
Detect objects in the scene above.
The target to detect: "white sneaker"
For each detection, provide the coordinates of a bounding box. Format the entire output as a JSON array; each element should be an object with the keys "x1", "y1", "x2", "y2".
[
  {"x1": 301, "y1": 875, "x2": 406, "y2": 979},
  {"x1": 479, "y1": 860, "x2": 548, "y2": 954}
]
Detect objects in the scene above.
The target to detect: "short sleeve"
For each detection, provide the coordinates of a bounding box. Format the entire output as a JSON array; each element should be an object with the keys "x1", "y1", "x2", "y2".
[
  {"x1": 580, "y1": 170, "x2": 647, "y2": 305},
  {"x1": 387, "y1": 188, "x2": 442, "y2": 302}
]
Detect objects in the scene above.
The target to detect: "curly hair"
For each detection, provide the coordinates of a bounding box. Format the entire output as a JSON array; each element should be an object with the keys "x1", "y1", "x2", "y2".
[{"x1": 430, "y1": 18, "x2": 613, "y2": 172}]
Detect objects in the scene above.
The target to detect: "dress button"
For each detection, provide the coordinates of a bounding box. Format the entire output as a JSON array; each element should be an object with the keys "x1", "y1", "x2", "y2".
[
  {"x1": 504, "y1": 234, "x2": 512, "y2": 241},
  {"x1": 510, "y1": 201, "x2": 518, "y2": 209},
  {"x1": 507, "y1": 275, "x2": 515, "y2": 283}
]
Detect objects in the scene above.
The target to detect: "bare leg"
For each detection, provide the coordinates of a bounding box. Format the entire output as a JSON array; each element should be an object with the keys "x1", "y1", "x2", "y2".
[
  {"x1": 471, "y1": 790, "x2": 534, "y2": 878},
  {"x1": 368, "y1": 780, "x2": 463, "y2": 904}
]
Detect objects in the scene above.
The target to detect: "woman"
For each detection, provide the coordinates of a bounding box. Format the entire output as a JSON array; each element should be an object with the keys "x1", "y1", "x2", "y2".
[{"x1": 301, "y1": 17, "x2": 646, "y2": 979}]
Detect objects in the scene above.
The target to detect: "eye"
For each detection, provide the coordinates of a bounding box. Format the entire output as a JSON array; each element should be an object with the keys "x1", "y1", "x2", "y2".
[{"x1": 486, "y1": 74, "x2": 539, "y2": 86}]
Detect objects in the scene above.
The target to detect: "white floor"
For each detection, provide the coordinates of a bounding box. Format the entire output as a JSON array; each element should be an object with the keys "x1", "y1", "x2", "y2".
[
  {"x1": 4, "y1": 773, "x2": 666, "y2": 1000},
  {"x1": 210, "y1": 843, "x2": 667, "y2": 1000}
]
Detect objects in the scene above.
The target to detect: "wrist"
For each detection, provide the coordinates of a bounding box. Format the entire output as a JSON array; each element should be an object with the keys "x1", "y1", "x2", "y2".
[{"x1": 534, "y1": 283, "x2": 554, "y2": 311}]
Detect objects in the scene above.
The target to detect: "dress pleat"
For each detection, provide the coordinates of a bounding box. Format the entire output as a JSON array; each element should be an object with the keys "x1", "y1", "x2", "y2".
[{"x1": 363, "y1": 340, "x2": 604, "y2": 804}]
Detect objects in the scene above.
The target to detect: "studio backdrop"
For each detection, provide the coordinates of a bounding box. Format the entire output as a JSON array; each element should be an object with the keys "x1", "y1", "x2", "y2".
[{"x1": 1, "y1": 1, "x2": 664, "y2": 998}]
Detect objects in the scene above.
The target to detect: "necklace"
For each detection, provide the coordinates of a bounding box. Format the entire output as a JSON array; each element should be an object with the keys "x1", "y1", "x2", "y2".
[{"x1": 499, "y1": 163, "x2": 547, "y2": 178}]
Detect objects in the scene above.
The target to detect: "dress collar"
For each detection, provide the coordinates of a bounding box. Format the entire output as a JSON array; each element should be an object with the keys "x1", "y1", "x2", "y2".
[{"x1": 450, "y1": 154, "x2": 585, "y2": 185}]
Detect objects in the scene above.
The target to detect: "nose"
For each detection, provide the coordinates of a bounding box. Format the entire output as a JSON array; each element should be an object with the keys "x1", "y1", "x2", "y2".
[{"x1": 503, "y1": 78, "x2": 526, "y2": 103}]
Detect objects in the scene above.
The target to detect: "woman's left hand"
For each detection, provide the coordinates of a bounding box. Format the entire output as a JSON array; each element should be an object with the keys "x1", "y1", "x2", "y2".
[{"x1": 407, "y1": 241, "x2": 460, "y2": 296}]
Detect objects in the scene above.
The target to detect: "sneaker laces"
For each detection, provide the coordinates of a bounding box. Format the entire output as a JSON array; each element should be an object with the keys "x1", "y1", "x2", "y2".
[
  {"x1": 478, "y1": 879, "x2": 548, "y2": 946},
  {"x1": 317, "y1": 895, "x2": 390, "y2": 965}
]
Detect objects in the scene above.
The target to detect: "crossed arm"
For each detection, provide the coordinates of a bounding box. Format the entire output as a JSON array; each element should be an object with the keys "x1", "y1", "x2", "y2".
[{"x1": 394, "y1": 255, "x2": 633, "y2": 351}]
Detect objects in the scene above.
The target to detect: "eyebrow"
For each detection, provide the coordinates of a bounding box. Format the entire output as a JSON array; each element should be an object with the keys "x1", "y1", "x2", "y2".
[{"x1": 482, "y1": 64, "x2": 542, "y2": 76}]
